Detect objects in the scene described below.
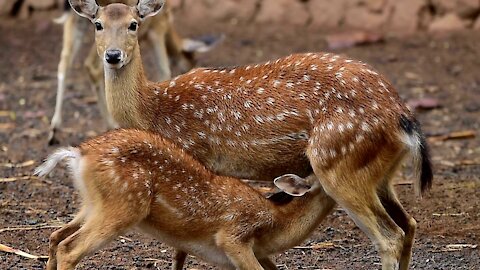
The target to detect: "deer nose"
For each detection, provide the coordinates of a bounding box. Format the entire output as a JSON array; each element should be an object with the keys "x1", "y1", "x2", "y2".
[{"x1": 105, "y1": 50, "x2": 122, "y2": 64}]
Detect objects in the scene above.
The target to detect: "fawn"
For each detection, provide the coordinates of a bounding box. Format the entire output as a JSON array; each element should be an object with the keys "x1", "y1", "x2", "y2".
[
  {"x1": 69, "y1": 0, "x2": 433, "y2": 269},
  {"x1": 49, "y1": 0, "x2": 221, "y2": 144},
  {"x1": 36, "y1": 129, "x2": 335, "y2": 270}
]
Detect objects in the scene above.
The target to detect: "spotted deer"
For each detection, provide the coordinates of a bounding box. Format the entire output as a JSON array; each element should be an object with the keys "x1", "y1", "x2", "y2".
[
  {"x1": 49, "y1": 0, "x2": 220, "y2": 144},
  {"x1": 68, "y1": 0, "x2": 433, "y2": 269},
  {"x1": 35, "y1": 129, "x2": 335, "y2": 270}
]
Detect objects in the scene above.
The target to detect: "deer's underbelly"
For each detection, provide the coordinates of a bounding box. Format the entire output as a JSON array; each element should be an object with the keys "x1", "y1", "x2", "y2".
[{"x1": 197, "y1": 142, "x2": 312, "y2": 181}]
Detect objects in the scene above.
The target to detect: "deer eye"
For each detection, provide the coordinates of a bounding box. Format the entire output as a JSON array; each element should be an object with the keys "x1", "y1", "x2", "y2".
[
  {"x1": 94, "y1": 22, "x2": 103, "y2": 31},
  {"x1": 128, "y1": 21, "x2": 138, "y2": 31}
]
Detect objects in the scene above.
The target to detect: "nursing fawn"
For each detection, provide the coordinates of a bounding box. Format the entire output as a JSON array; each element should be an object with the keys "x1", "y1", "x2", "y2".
[
  {"x1": 69, "y1": 0, "x2": 433, "y2": 268},
  {"x1": 36, "y1": 129, "x2": 335, "y2": 270}
]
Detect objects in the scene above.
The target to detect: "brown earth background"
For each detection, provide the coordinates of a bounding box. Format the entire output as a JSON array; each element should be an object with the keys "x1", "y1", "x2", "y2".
[{"x1": 0, "y1": 0, "x2": 479, "y2": 269}]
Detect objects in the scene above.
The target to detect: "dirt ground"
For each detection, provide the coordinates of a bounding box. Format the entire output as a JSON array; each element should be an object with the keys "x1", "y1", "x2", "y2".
[{"x1": 0, "y1": 13, "x2": 479, "y2": 270}]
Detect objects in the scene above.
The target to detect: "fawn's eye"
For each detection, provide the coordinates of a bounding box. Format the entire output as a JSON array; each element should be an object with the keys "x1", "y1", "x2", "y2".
[
  {"x1": 94, "y1": 22, "x2": 103, "y2": 31},
  {"x1": 128, "y1": 21, "x2": 138, "y2": 31}
]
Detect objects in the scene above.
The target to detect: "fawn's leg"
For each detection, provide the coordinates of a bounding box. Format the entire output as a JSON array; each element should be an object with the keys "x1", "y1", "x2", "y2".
[
  {"x1": 55, "y1": 211, "x2": 132, "y2": 270},
  {"x1": 172, "y1": 250, "x2": 187, "y2": 270},
  {"x1": 46, "y1": 207, "x2": 86, "y2": 270},
  {"x1": 378, "y1": 185, "x2": 417, "y2": 270},
  {"x1": 216, "y1": 232, "x2": 264, "y2": 270},
  {"x1": 258, "y1": 257, "x2": 278, "y2": 270}
]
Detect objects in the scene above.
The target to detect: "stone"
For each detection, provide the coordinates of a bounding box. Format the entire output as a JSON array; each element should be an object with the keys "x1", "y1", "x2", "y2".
[
  {"x1": 0, "y1": 0, "x2": 17, "y2": 16},
  {"x1": 308, "y1": 0, "x2": 348, "y2": 28},
  {"x1": 209, "y1": 0, "x2": 258, "y2": 22},
  {"x1": 428, "y1": 13, "x2": 469, "y2": 32},
  {"x1": 474, "y1": 16, "x2": 480, "y2": 29},
  {"x1": 432, "y1": 0, "x2": 480, "y2": 19},
  {"x1": 388, "y1": 0, "x2": 428, "y2": 34},
  {"x1": 361, "y1": 0, "x2": 387, "y2": 12},
  {"x1": 344, "y1": 6, "x2": 389, "y2": 31},
  {"x1": 256, "y1": 0, "x2": 310, "y2": 26}
]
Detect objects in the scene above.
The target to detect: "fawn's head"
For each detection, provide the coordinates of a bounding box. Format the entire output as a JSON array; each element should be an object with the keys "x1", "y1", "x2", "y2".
[{"x1": 69, "y1": 0, "x2": 164, "y2": 69}]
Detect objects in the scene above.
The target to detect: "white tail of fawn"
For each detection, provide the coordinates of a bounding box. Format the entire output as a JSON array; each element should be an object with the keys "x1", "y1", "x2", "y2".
[
  {"x1": 62, "y1": 0, "x2": 434, "y2": 269},
  {"x1": 36, "y1": 129, "x2": 335, "y2": 270}
]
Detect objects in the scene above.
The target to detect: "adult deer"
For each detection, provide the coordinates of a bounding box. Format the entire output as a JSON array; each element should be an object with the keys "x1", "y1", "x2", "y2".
[
  {"x1": 49, "y1": 0, "x2": 220, "y2": 144},
  {"x1": 36, "y1": 129, "x2": 335, "y2": 270},
  {"x1": 68, "y1": 0, "x2": 433, "y2": 269}
]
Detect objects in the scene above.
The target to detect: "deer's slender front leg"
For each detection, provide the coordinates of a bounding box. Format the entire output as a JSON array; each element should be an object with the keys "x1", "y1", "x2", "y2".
[
  {"x1": 172, "y1": 249, "x2": 188, "y2": 270},
  {"x1": 49, "y1": 14, "x2": 83, "y2": 145},
  {"x1": 258, "y1": 257, "x2": 278, "y2": 270}
]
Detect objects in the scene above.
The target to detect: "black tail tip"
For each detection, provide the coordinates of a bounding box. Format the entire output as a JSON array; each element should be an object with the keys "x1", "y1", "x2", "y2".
[
  {"x1": 399, "y1": 115, "x2": 433, "y2": 194},
  {"x1": 419, "y1": 137, "x2": 433, "y2": 194}
]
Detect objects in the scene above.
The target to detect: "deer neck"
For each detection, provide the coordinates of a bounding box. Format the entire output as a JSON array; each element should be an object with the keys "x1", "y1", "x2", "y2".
[
  {"x1": 103, "y1": 43, "x2": 149, "y2": 129},
  {"x1": 269, "y1": 186, "x2": 335, "y2": 249}
]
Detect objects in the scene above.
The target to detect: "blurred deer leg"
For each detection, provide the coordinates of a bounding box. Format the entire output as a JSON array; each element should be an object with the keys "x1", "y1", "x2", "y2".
[
  {"x1": 49, "y1": 14, "x2": 82, "y2": 144},
  {"x1": 172, "y1": 250, "x2": 187, "y2": 270},
  {"x1": 258, "y1": 257, "x2": 278, "y2": 270},
  {"x1": 46, "y1": 207, "x2": 86, "y2": 270},
  {"x1": 148, "y1": 25, "x2": 171, "y2": 82}
]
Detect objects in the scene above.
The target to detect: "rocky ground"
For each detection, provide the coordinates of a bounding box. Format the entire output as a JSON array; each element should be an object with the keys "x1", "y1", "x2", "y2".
[{"x1": 0, "y1": 14, "x2": 479, "y2": 270}]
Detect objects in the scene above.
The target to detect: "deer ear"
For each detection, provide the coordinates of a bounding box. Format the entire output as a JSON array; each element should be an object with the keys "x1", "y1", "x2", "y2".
[
  {"x1": 274, "y1": 174, "x2": 312, "y2": 197},
  {"x1": 136, "y1": 0, "x2": 165, "y2": 20},
  {"x1": 69, "y1": 0, "x2": 99, "y2": 20}
]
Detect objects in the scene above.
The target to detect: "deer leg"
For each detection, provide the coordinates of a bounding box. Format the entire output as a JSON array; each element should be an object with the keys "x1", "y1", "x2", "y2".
[
  {"x1": 378, "y1": 185, "x2": 417, "y2": 270},
  {"x1": 172, "y1": 249, "x2": 187, "y2": 270},
  {"x1": 47, "y1": 207, "x2": 86, "y2": 270},
  {"x1": 258, "y1": 257, "x2": 278, "y2": 270},
  {"x1": 309, "y1": 158, "x2": 404, "y2": 269},
  {"x1": 148, "y1": 25, "x2": 171, "y2": 82},
  {"x1": 55, "y1": 211, "x2": 129, "y2": 270},
  {"x1": 326, "y1": 187, "x2": 403, "y2": 270},
  {"x1": 216, "y1": 232, "x2": 263, "y2": 270},
  {"x1": 49, "y1": 14, "x2": 82, "y2": 145}
]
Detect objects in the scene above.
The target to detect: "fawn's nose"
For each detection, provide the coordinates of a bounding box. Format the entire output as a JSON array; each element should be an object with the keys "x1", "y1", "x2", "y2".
[{"x1": 105, "y1": 50, "x2": 122, "y2": 64}]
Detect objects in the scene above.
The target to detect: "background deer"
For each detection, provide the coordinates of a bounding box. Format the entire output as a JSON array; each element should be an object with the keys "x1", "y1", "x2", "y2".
[
  {"x1": 35, "y1": 129, "x2": 336, "y2": 270},
  {"x1": 69, "y1": 0, "x2": 433, "y2": 269},
  {"x1": 49, "y1": 0, "x2": 221, "y2": 144}
]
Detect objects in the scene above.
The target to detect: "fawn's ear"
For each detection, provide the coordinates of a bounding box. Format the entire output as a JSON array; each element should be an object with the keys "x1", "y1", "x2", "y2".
[
  {"x1": 136, "y1": 0, "x2": 165, "y2": 20},
  {"x1": 274, "y1": 174, "x2": 312, "y2": 197},
  {"x1": 69, "y1": 0, "x2": 99, "y2": 20}
]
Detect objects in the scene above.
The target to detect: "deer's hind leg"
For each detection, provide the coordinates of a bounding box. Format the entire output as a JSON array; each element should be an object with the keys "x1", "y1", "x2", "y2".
[
  {"x1": 378, "y1": 184, "x2": 417, "y2": 270},
  {"x1": 307, "y1": 129, "x2": 406, "y2": 270},
  {"x1": 47, "y1": 207, "x2": 87, "y2": 270}
]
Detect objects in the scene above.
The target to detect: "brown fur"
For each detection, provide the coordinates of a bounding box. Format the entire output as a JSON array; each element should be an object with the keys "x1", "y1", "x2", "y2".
[
  {"x1": 67, "y1": 1, "x2": 433, "y2": 269},
  {"x1": 43, "y1": 129, "x2": 336, "y2": 270},
  {"x1": 49, "y1": 0, "x2": 205, "y2": 144}
]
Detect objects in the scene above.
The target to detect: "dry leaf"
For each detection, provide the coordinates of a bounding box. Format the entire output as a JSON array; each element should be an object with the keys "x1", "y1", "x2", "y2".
[
  {"x1": 428, "y1": 130, "x2": 476, "y2": 142},
  {"x1": 0, "y1": 160, "x2": 35, "y2": 168},
  {"x1": 0, "y1": 243, "x2": 48, "y2": 261},
  {"x1": 0, "y1": 175, "x2": 37, "y2": 183},
  {"x1": 407, "y1": 98, "x2": 441, "y2": 110},
  {"x1": 443, "y1": 244, "x2": 477, "y2": 251}
]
